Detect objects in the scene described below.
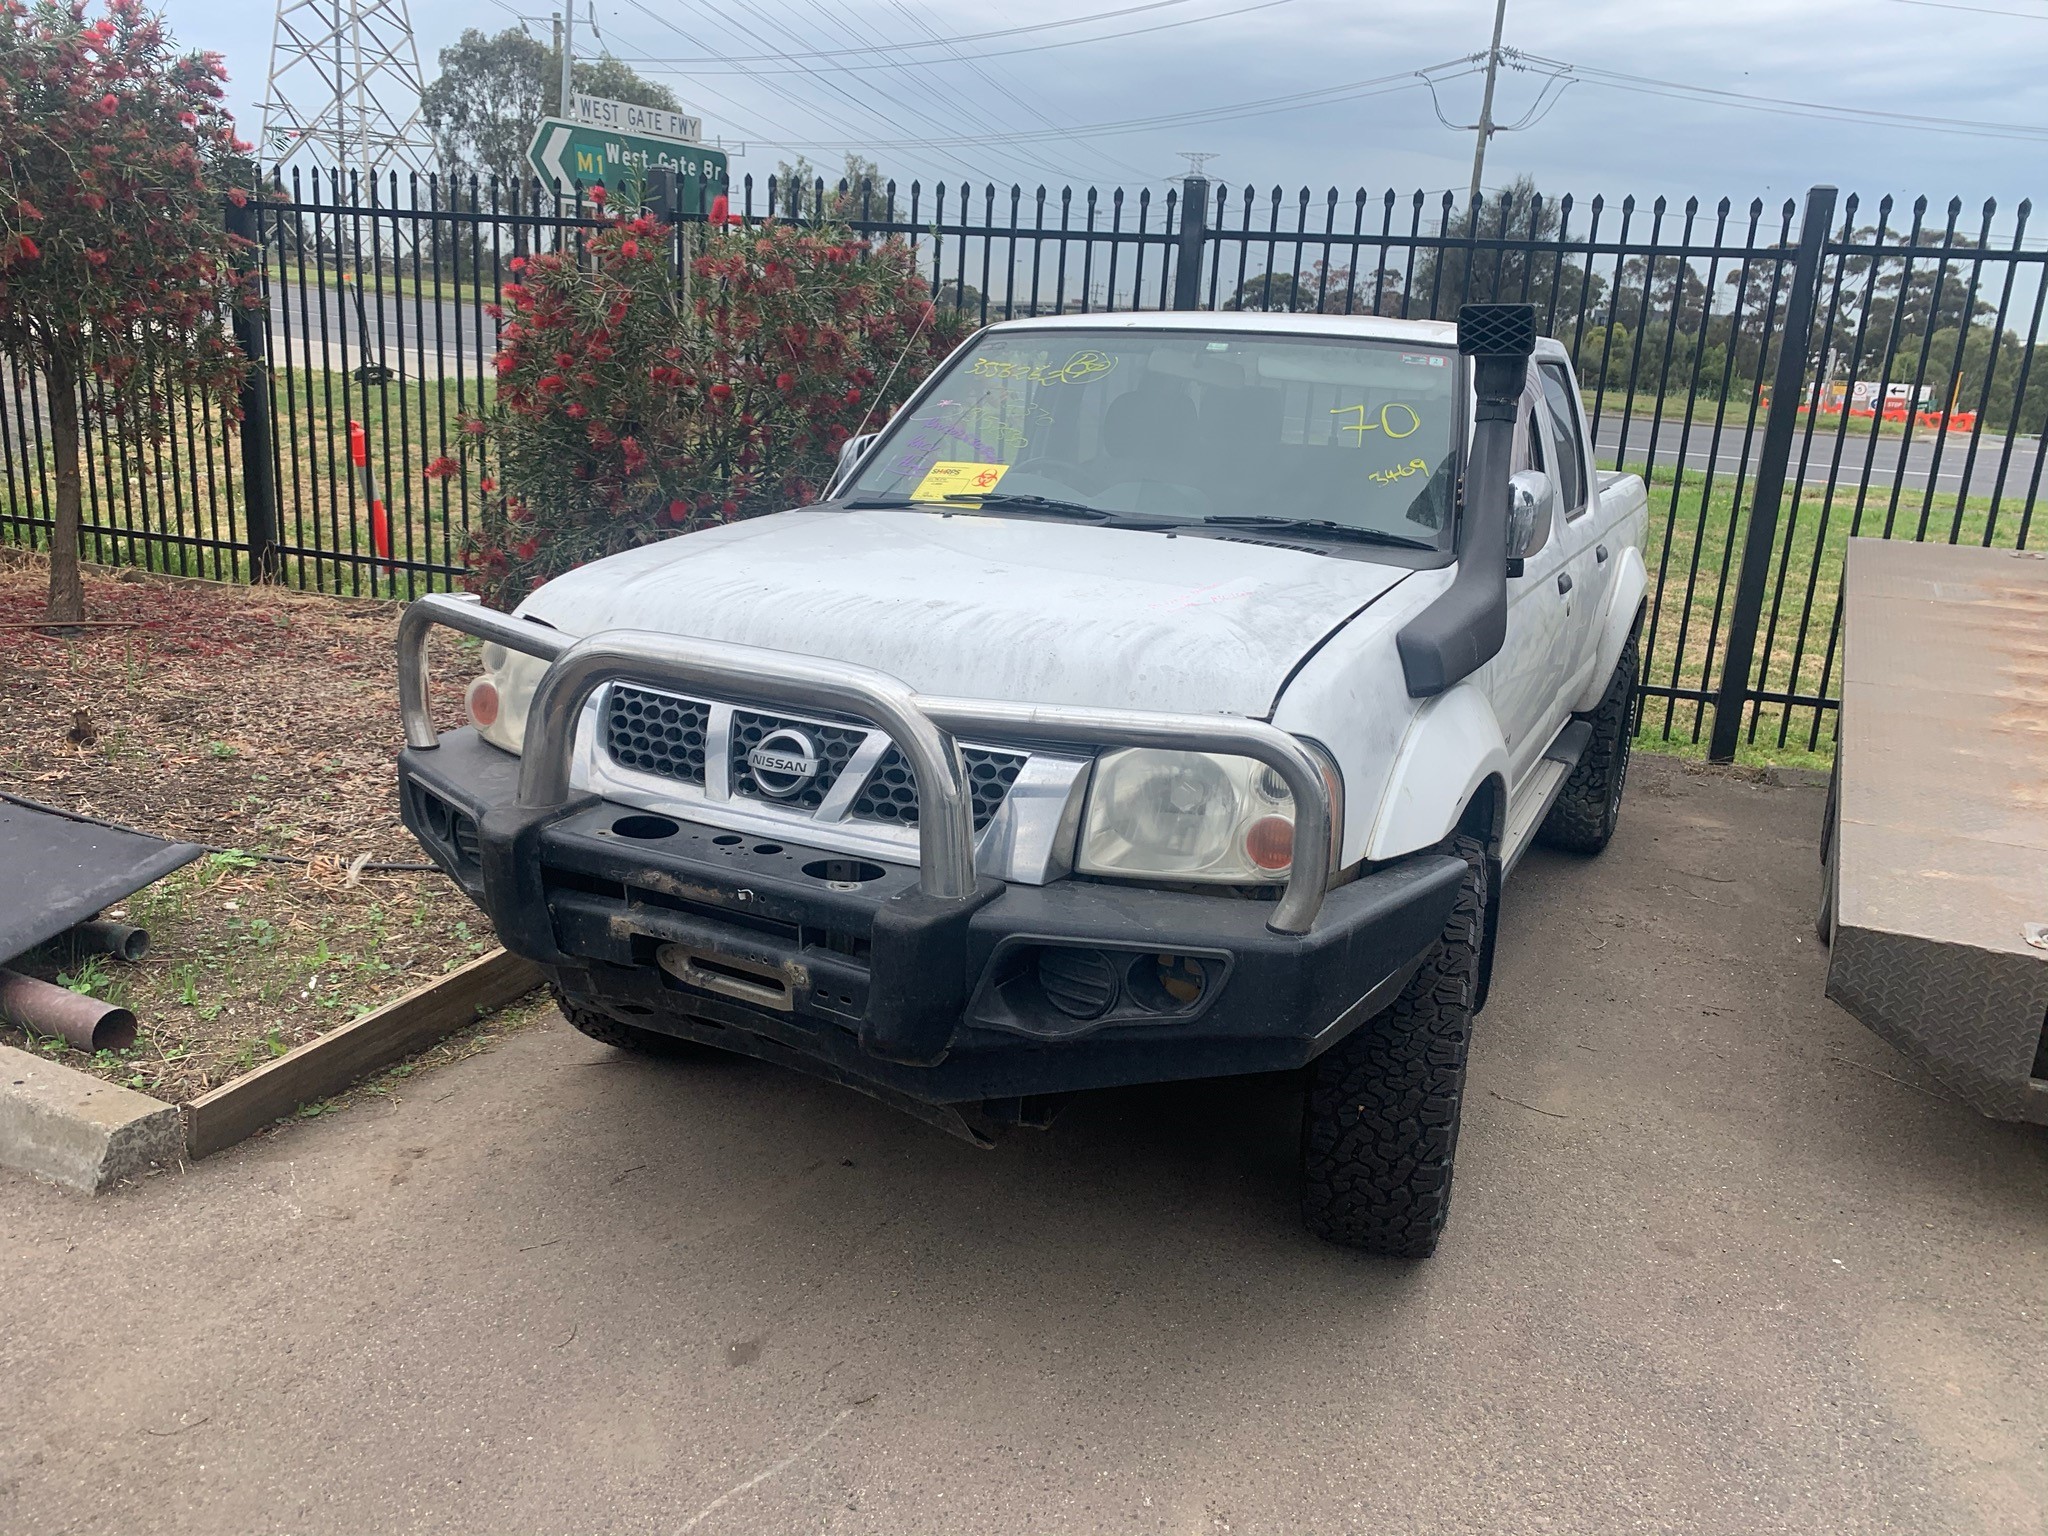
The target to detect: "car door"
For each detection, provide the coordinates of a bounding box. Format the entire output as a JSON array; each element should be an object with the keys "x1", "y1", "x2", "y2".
[
  {"x1": 1535, "y1": 357, "x2": 1607, "y2": 698},
  {"x1": 1483, "y1": 367, "x2": 1574, "y2": 789}
]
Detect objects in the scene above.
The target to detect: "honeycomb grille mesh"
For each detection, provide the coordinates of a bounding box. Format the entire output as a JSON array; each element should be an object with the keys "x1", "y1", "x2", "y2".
[
  {"x1": 850, "y1": 745, "x2": 1025, "y2": 832},
  {"x1": 604, "y1": 685, "x2": 711, "y2": 785},
  {"x1": 730, "y1": 711, "x2": 864, "y2": 811}
]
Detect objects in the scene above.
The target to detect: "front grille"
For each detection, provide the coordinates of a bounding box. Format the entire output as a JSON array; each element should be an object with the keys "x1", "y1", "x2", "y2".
[
  {"x1": 850, "y1": 745, "x2": 1025, "y2": 832},
  {"x1": 606, "y1": 685, "x2": 711, "y2": 785},
  {"x1": 595, "y1": 685, "x2": 1032, "y2": 836},
  {"x1": 729, "y1": 710, "x2": 865, "y2": 811}
]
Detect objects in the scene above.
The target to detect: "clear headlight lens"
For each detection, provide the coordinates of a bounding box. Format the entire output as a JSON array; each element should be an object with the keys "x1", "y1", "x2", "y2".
[
  {"x1": 469, "y1": 642, "x2": 546, "y2": 754},
  {"x1": 1077, "y1": 749, "x2": 1332, "y2": 885}
]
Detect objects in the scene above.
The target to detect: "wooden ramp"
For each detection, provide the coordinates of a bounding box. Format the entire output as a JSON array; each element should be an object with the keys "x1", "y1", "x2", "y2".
[{"x1": 1822, "y1": 538, "x2": 2048, "y2": 1123}]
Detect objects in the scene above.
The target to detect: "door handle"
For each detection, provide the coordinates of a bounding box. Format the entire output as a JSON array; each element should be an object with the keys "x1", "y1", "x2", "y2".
[
  {"x1": 1596, "y1": 543, "x2": 1610, "y2": 564},
  {"x1": 1557, "y1": 572, "x2": 1574, "y2": 596}
]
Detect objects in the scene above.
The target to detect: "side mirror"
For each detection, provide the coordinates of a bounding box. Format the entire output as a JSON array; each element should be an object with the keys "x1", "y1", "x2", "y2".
[
  {"x1": 826, "y1": 432, "x2": 878, "y2": 497},
  {"x1": 1506, "y1": 469, "x2": 1554, "y2": 570}
]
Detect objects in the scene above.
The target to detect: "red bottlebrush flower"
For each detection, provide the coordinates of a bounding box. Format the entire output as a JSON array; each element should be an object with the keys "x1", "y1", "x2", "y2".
[
  {"x1": 536, "y1": 374, "x2": 565, "y2": 394},
  {"x1": 508, "y1": 256, "x2": 527, "y2": 273},
  {"x1": 843, "y1": 387, "x2": 861, "y2": 406},
  {"x1": 620, "y1": 239, "x2": 640, "y2": 259},
  {"x1": 566, "y1": 402, "x2": 587, "y2": 419},
  {"x1": 589, "y1": 186, "x2": 607, "y2": 206},
  {"x1": 15, "y1": 236, "x2": 40, "y2": 260},
  {"x1": 709, "y1": 382, "x2": 732, "y2": 402},
  {"x1": 99, "y1": 92, "x2": 117, "y2": 112},
  {"x1": 515, "y1": 538, "x2": 539, "y2": 561},
  {"x1": 225, "y1": 185, "x2": 248, "y2": 207},
  {"x1": 666, "y1": 499, "x2": 688, "y2": 522},
  {"x1": 775, "y1": 372, "x2": 794, "y2": 391},
  {"x1": 554, "y1": 351, "x2": 575, "y2": 368},
  {"x1": 463, "y1": 418, "x2": 487, "y2": 436},
  {"x1": 85, "y1": 249, "x2": 107, "y2": 267},
  {"x1": 479, "y1": 476, "x2": 496, "y2": 492},
  {"x1": 423, "y1": 456, "x2": 460, "y2": 481},
  {"x1": 720, "y1": 500, "x2": 738, "y2": 517}
]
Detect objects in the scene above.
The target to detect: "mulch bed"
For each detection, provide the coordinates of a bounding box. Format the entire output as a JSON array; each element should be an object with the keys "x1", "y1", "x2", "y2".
[{"x1": 0, "y1": 551, "x2": 500, "y2": 1102}]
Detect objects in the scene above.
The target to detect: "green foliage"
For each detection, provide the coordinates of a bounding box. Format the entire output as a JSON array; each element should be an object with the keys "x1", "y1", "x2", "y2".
[
  {"x1": 0, "y1": 0, "x2": 256, "y2": 620},
  {"x1": 772, "y1": 153, "x2": 891, "y2": 219},
  {"x1": 443, "y1": 208, "x2": 965, "y2": 606},
  {"x1": 421, "y1": 28, "x2": 679, "y2": 188}
]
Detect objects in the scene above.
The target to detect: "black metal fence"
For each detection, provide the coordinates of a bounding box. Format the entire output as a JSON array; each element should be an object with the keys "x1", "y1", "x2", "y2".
[{"x1": 3, "y1": 168, "x2": 2044, "y2": 762}]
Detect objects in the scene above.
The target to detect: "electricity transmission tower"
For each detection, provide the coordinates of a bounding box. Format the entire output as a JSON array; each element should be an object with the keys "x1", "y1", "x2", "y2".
[{"x1": 260, "y1": 0, "x2": 434, "y2": 178}]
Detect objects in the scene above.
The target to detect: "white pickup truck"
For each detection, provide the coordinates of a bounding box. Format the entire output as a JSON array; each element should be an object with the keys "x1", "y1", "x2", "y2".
[{"x1": 396, "y1": 303, "x2": 1649, "y2": 1258}]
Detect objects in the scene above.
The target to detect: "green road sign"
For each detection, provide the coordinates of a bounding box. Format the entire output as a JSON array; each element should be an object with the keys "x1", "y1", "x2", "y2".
[{"x1": 524, "y1": 116, "x2": 729, "y2": 210}]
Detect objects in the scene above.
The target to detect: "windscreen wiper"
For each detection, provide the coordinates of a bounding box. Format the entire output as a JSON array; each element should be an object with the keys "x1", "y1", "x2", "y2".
[
  {"x1": 1198, "y1": 515, "x2": 1437, "y2": 551},
  {"x1": 943, "y1": 492, "x2": 1115, "y2": 520},
  {"x1": 841, "y1": 492, "x2": 1114, "y2": 521}
]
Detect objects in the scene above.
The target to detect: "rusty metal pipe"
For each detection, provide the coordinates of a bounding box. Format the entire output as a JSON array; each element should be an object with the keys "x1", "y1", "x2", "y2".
[
  {"x1": 70, "y1": 919, "x2": 150, "y2": 964},
  {"x1": 0, "y1": 970, "x2": 138, "y2": 1053}
]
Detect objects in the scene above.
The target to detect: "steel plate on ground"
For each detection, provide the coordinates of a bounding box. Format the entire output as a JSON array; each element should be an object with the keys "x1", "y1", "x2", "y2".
[{"x1": 0, "y1": 798, "x2": 203, "y2": 965}]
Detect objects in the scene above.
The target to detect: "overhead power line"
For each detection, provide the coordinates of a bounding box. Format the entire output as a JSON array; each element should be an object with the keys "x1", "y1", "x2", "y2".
[
  {"x1": 1524, "y1": 51, "x2": 2048, "y2": 143},
  {"x1": 1882, "y1": 0, "x2": 2048, "y2": 17},
  {"x1": 619, "y1": 0, "x2": 1301, "y2": 72},
  {"x1": 731, "y1": 61, "x2": 1477, "y2": 152},
  {"x1": 610, "y1": 0, "x2": 1274, "y2": 65}
]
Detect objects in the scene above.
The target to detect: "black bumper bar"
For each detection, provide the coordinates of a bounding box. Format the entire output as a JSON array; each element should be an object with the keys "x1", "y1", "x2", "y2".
[{"x1": 399, "y1": 730, "x2": 1464, "y2": 1108}]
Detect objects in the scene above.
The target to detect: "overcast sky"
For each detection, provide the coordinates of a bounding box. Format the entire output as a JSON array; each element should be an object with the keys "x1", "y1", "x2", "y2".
[{"x1": 170, "y1": 0, "x2": 2048, "y2": 223}]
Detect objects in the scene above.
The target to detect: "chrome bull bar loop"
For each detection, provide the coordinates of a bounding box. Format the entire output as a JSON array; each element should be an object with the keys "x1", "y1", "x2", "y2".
[{"x1": 397, "y1": 591, "x2": 1335, "y2": 933}]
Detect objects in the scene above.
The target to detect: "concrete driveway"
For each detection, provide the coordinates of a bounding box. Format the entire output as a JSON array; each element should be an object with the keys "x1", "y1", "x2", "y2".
[{"x1": 3, "y1": 757, "x2": 2044, "y2": 1535}]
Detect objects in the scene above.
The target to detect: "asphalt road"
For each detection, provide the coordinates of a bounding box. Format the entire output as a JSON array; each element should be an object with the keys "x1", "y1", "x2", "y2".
[
  {"x1": 1595, "y1": 414, "x2": 2043, "y2": 501},
  {"x1": 264, "y1": 279, "x2": 500, "y2": 375},
  {"x1": 6, "y1": 757, "x2": 2043, "y2": 1534}
]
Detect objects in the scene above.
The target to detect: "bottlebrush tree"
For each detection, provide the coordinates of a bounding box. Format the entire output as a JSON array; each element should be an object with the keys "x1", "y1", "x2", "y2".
[
  {"x1": 443, "y1": 200, "x2": 964, "y2": 608},
  {"x1": 0, "y1": 0, "x2": 255, "y2": 624}
]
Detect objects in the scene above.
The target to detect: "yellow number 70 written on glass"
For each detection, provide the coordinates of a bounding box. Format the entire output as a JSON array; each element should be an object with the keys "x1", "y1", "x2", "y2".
[{"x1": 1331, "y1": 403, "x2": 1424, "y2": 441}]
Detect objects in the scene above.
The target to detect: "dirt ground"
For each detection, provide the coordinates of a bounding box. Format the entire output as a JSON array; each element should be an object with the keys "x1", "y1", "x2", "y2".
[
  {"x1": 0, "y1": 554, "x2": 486, "y2": 1100},
  {"x1": 2, "y1": 755, "x2": 2043, "y2": 1536}
]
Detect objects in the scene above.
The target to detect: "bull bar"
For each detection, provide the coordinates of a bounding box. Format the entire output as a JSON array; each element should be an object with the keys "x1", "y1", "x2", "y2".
[{"x1": 397, "y1": 592, "x2": 1337, "y2": 934}]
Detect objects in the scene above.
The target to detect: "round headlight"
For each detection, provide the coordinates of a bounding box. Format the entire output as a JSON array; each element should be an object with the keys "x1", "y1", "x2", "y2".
[{"x1": 1099, "y1": 751, "x2": 1239, "y2": 869}]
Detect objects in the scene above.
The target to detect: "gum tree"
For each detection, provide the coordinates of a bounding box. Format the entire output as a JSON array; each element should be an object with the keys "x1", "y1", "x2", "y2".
[{"x1": 0, "y1": 0, "x2": 253, "y2": 623}]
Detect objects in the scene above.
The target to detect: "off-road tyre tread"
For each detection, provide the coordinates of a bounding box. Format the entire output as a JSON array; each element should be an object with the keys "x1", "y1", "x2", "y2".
[
  {"x1": 1300, "y1": 833, "x2": 1487, "y2": 1259},
  {"x1": 1538, "y1": 629, "x2": 1639, "y2": 855}
]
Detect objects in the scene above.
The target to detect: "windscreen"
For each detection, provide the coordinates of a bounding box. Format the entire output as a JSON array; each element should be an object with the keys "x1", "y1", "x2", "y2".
[{"x1": 848, "y1": 328, "x2": 1461, "y2": 542}]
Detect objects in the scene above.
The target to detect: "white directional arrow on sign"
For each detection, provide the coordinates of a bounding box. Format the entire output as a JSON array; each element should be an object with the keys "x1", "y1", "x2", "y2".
[{"x1": 529, "y1": 122, "x2": 574, "y2": 188}]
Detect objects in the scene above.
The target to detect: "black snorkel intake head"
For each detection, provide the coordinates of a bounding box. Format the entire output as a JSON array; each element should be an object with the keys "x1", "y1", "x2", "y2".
[{"x1": 1395, "y1": 302, "x2": 1538, "y2": 698}]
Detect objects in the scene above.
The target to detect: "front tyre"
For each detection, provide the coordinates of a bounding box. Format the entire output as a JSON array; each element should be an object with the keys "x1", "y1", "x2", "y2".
[
  {"x1": 1300, "y1": 833, "x2": 1487, "y2": 1259},
  {"x1": 1537, "y1": 627, "x2": 1639, "y2": 856}
]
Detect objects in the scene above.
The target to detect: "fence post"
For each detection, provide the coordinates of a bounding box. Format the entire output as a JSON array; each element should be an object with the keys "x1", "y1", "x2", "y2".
[
  {"x1": 1172, "y1": 175, "x2": 1209, "y2": 310},
  {"x1": 225, "y1": 193, "x2": 281, "y2": 582},
  {"x1": 1707, "y1": 183, "x2": 1837, "y2": 762}
]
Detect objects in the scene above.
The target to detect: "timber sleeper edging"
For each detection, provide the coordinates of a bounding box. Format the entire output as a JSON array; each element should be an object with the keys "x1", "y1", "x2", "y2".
[{"x1": 0, "y1": 948, "x2": 542, "y2": 1189}]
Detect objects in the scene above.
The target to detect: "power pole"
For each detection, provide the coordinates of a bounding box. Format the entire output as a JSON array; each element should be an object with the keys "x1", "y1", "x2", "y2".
[
  {"x1": 558, "y1": 4, "x2": 574, "y2": 119},
  {"x1": 1465, "y1": 0, "x2": 1508, "y2": 216}
]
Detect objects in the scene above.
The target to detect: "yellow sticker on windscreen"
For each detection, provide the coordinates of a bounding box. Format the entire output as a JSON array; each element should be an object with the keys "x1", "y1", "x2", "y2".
[{"x1": 911, "y1": 461, "x2": 1009, "y2": 502}]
